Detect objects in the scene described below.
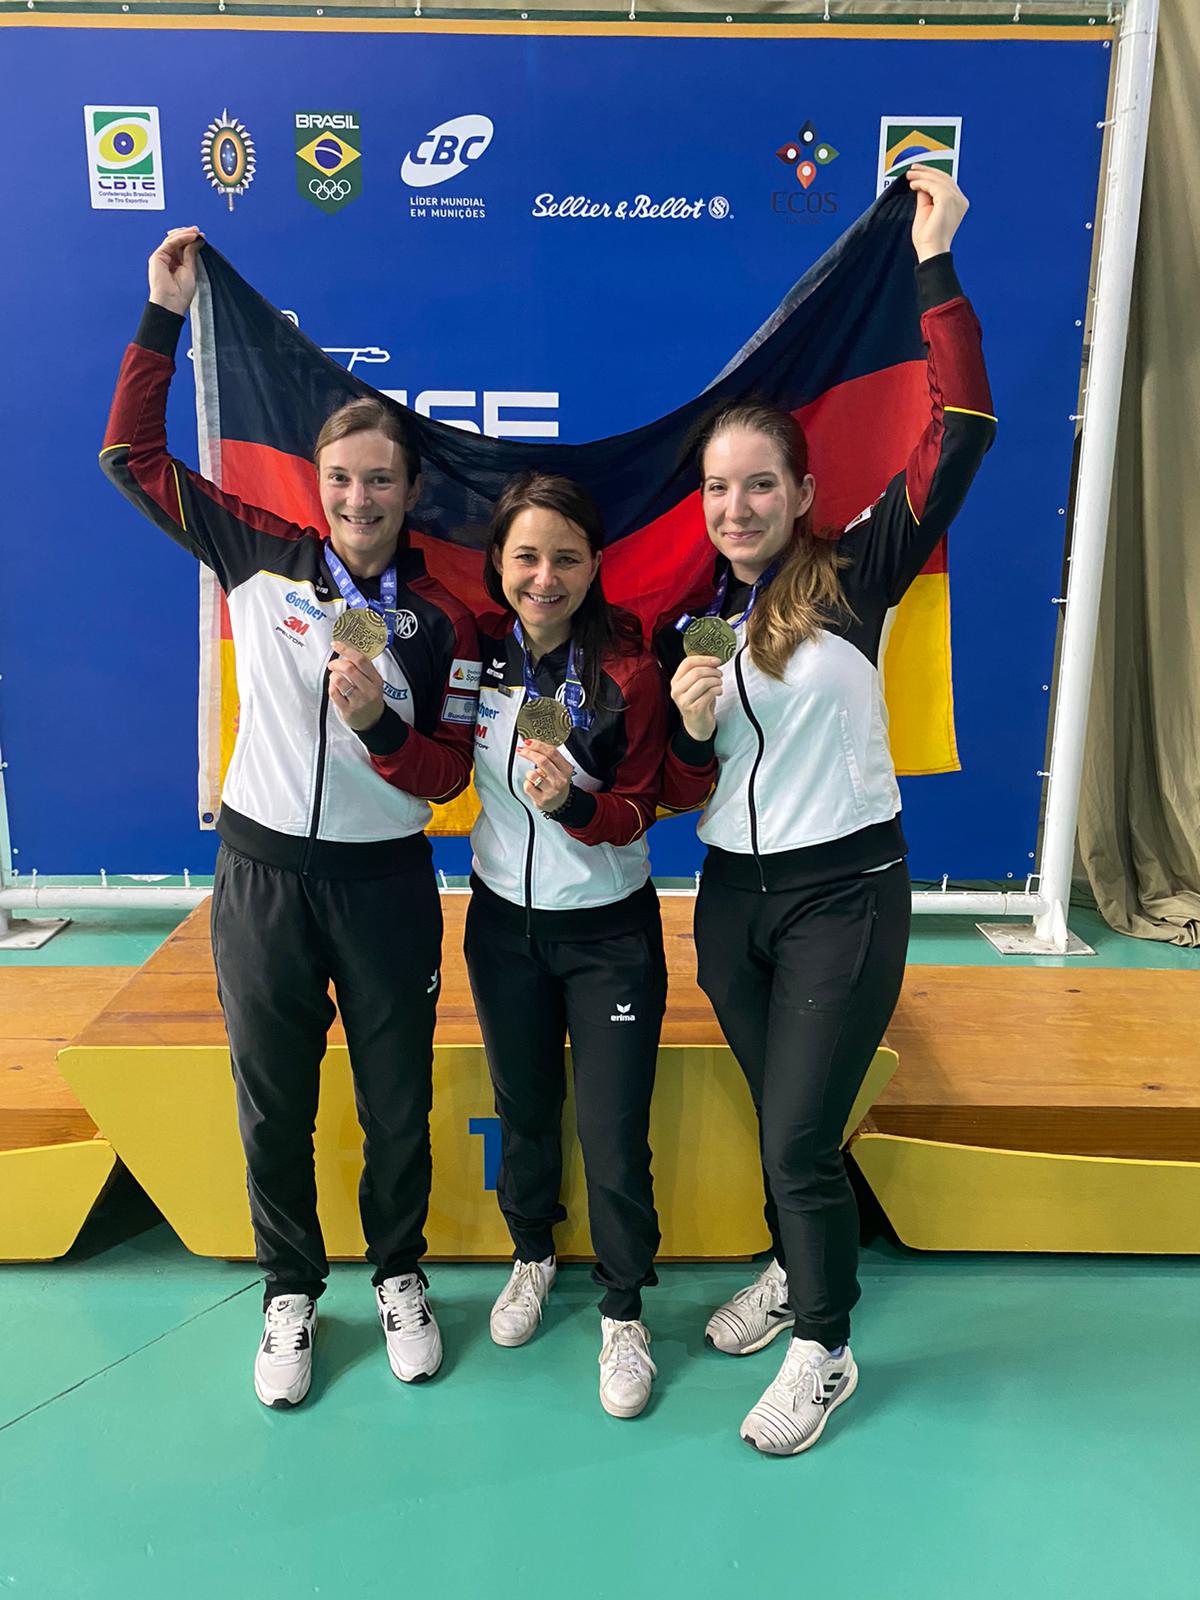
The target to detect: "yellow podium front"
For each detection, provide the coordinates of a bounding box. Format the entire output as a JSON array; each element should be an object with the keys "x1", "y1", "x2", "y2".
[{"x1": 58, "y1": 1042, "x2": 897, "y2": 1261}]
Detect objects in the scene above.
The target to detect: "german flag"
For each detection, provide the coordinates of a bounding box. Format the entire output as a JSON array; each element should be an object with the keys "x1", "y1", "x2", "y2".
[{"x1": 191, "y1": 179, "x2": 966, "y2": 831}]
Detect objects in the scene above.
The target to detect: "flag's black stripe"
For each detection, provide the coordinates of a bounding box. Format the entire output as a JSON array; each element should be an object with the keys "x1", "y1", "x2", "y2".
[{"x1": 203, "y1": 180, "x2": 923, "y2": 550}]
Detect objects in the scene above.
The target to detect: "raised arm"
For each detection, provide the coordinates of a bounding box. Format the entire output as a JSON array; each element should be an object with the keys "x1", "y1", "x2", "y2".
[
  {"x1": 100, "y1": 227, "x2": 316, "y2": 589},
  {"x1": 842, "y1": 167, "x2": 997, "y2": 603}
]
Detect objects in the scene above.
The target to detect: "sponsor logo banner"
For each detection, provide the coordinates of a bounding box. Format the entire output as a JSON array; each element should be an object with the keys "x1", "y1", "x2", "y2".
[
  {"x1": 532, "y1": 193, "x2": 730, "y2": 222},
  {"x1": 83, "y1": 106, "x2": 164, "y2": 211},
  {"x1": 771, "y1": 116, "x2": 840, "y2": 225},
  {"x1": 296, "y1": 111, "x2": 361, "y2": 214},
  {"x1": 776, "y1": 118, "x2": 839, "y2": 190},
  {"x1": 877, "y1": 116, "x2": 962, "y2": 193},
  {"x1": 402, "y1": 114, "x2": 494, "y2": 219},
  {"x1": 202, "y1": 110, "x2": 257, "y2": 212}
]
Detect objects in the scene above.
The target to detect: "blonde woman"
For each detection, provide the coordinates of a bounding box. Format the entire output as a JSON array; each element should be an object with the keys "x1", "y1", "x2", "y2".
[{"x1": 659, "y1": 167, "x2": 994, "y2": 1455}]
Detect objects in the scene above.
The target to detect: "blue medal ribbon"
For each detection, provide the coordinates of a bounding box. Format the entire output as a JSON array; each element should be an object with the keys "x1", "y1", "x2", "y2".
[
  {"x1": 324, "y1": 542, "x2": 398, "y2": 646},
  {"x1": 674, "y1": 559, "x2": 781, "y2": 637},
  {"x1": 513, "y1": 621, "x2": 593, "y2": 731}
]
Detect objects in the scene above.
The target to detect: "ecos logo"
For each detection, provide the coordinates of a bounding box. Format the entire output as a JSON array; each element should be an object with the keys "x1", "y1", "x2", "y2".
[{"x1": 401, "y1": 114, "x2": 494, "y2": 189}]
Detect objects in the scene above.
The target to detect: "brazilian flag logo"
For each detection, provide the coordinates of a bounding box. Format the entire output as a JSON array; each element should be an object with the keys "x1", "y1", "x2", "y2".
[
  {"x1": 877, "y1": 117, "x2": 962, "y2": 192},
  {"x1": 296, "y1": 113, "x2": 362, "y2": 214}
]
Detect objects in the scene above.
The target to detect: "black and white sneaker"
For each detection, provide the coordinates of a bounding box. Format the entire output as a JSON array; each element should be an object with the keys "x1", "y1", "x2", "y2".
[
  {"x1": 253, "y1": 1294, "x2": 316, "y2": 1409},
  {"x1": 376, "y1": 1274, "x2": 443, "y2": 1382},
  {"x1": 705, "y1": 1259, "x2": 794, "y2": 1355},
  {"x1": 739, "y1": 1338, "x2": 858, "y2": 1456}
]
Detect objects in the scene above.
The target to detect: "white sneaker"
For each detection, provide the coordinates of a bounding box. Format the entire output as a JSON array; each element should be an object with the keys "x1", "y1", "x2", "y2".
[
  {"x1": 705, "y1": 1258, "x2": 795, "y2": 1355},
  {"x1": 253, "y1": 1294, "x2": 316, "y2": 1409},
  {"x1": 376, "y1": 1274, "x2": 443, "y2": 1383},
  {"x1": 490, "y1": 1257, "x2": 556, "y2": 1348},
  {"x1": 739, "y1": 1338, "x2": 858, "y2": 1456},
  {"x1": 598, "y1": 1317, "x2": 657, "y2": 1419}
]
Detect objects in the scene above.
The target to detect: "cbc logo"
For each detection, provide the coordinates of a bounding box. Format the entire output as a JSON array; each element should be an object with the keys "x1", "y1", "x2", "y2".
[{"x1": 400, "y1": 114, "x2": 494, "y2": 189}]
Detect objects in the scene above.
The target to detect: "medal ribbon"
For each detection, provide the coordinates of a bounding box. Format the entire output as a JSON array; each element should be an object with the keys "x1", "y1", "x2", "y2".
[
  {"x1": 324, "y1": 543, "x2": 398, "y2": 646},
  {"x1": 513, "y1": 621, "x2": 593, "y2": 731},
  {"x1": 674, "y1": 559, "x2": 781, "y2": 636}
]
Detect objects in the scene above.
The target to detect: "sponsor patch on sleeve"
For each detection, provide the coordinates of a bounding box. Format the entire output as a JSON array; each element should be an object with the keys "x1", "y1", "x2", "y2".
[
  {"x1": 441, "y1": 692, "x2": 478, "y2": 725},
  {"x1": 449, "y1": 658, "x2": 483, "y2": 689},
  {"x1": 843, "y1": 499, "x2": 878, "y2": 533}
]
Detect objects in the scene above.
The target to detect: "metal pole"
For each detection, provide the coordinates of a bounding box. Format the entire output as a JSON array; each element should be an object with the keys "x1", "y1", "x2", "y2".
[
  {"x1": 1033, "y1": 0, "x2": 1158, "y2": 951},
  {"x1": 0, "y1": 883, "x2": 1048, "y2": 918},
  {"x1": 0, "y1": 693, "x2": 18, "y2": 939}
]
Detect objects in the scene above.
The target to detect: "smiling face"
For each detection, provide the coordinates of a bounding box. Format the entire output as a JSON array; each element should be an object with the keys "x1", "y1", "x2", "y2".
[
  {"x1": 317, "y1": 429, "x2": 421, "y2": 575},
  {"x1": 701, "y1": 426, "x2": 816, "y2": 582},
  {"x1": 492, "y1": 505, "x2": 600, "y2": 653}
]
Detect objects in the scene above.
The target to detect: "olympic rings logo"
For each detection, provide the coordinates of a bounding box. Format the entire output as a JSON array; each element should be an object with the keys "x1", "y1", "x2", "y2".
[{"x1": 309, "y1": 178, "x2": 352, "y2": 201}]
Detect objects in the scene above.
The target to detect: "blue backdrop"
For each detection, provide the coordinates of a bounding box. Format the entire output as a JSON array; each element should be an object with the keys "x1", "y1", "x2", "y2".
[{"x1": 0, "y1": 24, "x2": 1110, "y2": 879}]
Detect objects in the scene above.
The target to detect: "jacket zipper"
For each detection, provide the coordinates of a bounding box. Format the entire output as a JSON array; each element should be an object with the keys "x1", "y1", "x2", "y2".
[
  {"x1": 301, "y1": 669, "x2": 333, "y2": 876},
  {"x1": 508, "y1": 694, "x2": 537, "y2": 937},
  {"x1": 734, "y1": 650, "x2": 768, "y2": 892}
]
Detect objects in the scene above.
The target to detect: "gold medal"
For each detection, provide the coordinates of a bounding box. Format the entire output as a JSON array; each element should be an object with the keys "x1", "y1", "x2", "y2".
[
  {"x1": 332, "y1": 607, "x2": 388, "y2": 659},
  {"x1": 516, "y1": 697, "x2": 574, "y2": 745},
  {"x1": 683, "y1": 615, "x2": 738, "y2": 664}
]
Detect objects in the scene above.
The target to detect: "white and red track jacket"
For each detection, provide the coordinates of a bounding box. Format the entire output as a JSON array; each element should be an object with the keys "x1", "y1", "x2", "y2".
[
  {"x1": 101, "y1": 302, "x2": 480, "y2": 877},
  {"x1": 467, "y1": 616, "x2": 668, "y2": 935},
  {"x1": 658, "y1": 253, "x2": 996, "y2": 892}
]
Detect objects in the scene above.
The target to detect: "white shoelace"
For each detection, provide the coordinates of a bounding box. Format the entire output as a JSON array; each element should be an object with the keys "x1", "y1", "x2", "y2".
[
  {"x1": 776, "y1": 1344, "x2": 827, "y2": 1407},
  {"x1": 498, "y1": 1261, "x2": 546, "y2": 1317},
  {"x1": 264, "y1": 1300, "x2": 309, "y2": 1357},
  {"x1": 379, "y1": 1280, "x2": 428, "y2": 1336},
  {"x1": 603, "y1": 1323, "x2": 657, "y2": 1381}
]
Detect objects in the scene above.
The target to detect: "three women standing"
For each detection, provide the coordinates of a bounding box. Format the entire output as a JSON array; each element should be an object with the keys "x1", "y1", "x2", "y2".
[{"x1": 105, "y1": 164, "x2": 991, "y2": 1443}]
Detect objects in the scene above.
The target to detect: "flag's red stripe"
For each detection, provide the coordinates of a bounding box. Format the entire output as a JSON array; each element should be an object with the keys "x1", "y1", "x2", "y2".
[{"x1": 216, "y1": 355, "x2": 945, "y2": 636}]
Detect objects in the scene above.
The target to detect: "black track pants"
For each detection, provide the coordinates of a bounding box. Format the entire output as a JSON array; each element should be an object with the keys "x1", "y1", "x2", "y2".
[
  {"x1": 211, "y1": 845, "x2": 442, "y2": 1308},
  {"x1": 695, "y1": 861, "x2": 911, "y2": 1348},
  {"x1": 464, "y1": 894, "x2": 666, "y2": 1321}
]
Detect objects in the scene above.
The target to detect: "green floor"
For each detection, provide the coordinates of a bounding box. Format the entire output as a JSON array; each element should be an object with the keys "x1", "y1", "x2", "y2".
[
  {"x1": 2, "y1": 1204, "x2": 1198, "y2": 1600},
  {"x1": 2, "y1": 888, "x2": 1197, "y2": 1595}
]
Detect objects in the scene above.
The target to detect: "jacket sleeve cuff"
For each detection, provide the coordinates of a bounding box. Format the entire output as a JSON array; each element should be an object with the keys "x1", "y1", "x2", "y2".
[
  {"x1": 354, "y1": 705, "x2": 410, "y2": 756},
  {"x1": 916, "y1": 253, "x2": 964, "y2": 313},
  {"x1": 671, "y1": 727, "x2": 717, "y2": 767},
  {"x1": 136, "y1": 301, "x2": 186, "y2": 358},
  {"x1": 545, "y1": 786, "x2": 598, "y2": 827}
]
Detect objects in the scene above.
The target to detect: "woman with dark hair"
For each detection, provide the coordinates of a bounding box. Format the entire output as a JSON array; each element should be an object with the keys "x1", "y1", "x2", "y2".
[
  {"x1": 101, "y1": 227, "x2": 480, "y2": 1410},
  {"x1": 467, "y1": 470, "x2": 669, "y2": 1418},
  {"x1": 659, "y1": 166, "x2": 995, "y2": 1455}
]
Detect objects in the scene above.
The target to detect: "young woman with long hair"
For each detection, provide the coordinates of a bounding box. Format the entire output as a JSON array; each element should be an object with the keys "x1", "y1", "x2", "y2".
[{"x1": 659, "y1": 166, "x2": 995, "y2": 1455}]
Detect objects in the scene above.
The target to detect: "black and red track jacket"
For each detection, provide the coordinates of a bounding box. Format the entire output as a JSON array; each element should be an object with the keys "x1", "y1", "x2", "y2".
[
  {"x1": 454, "y1": 615, "x2": 668, "y2": 936},
  {"x1": 658, "y1": 253, "x2": 996, "y2": 892},
  {"x1": 100, "y1": 302, "x2": 480, "y2": 878}
]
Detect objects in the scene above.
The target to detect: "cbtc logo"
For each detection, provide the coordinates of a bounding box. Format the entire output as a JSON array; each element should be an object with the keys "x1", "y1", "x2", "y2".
[{"x1": 401, "y1": 114, "x2": 494, "y2": 188}]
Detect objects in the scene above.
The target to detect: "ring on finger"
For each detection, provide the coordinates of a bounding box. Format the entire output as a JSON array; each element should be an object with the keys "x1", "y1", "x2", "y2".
[{"x1": 531, "y1": 775, "x2": 543, "y2": 790}]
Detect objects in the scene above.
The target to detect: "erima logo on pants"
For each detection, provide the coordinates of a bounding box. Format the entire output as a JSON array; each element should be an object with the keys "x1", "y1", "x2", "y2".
[{"x1": 610, "y1": 1002, "x2": 636, "y2": 1023}]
